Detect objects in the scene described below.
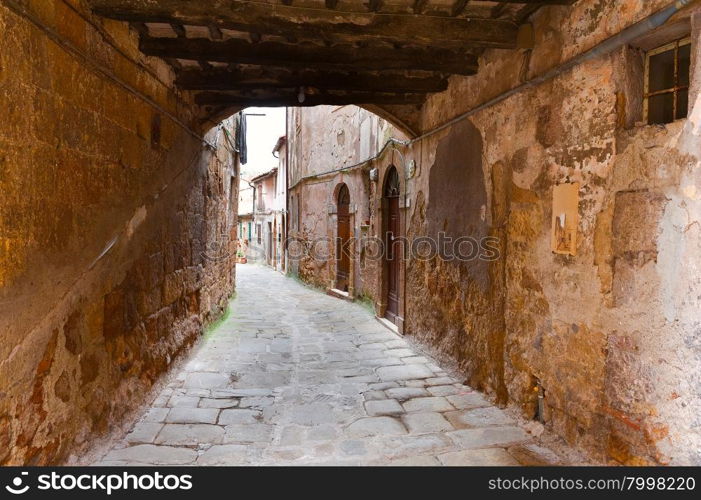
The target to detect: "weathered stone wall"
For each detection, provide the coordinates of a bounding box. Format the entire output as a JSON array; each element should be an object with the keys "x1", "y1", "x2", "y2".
[
  {"x1": 287, "y1": 105, "x2": 405, "y2": 300},
  {"x1": 0, "y1": 0, "x2": 237, "y2": 465},
  {"x1": 406, "y1": 0, "x2": 701, "y2": 465},
  {"x1": 287, "y1": 0, "x2": 701, "y2": 464}
]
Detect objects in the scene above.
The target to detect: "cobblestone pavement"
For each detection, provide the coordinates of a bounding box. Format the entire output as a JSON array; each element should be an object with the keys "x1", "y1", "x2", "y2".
[{"x1": 97, "y1": 265, "x2": 563, "y2": 466}]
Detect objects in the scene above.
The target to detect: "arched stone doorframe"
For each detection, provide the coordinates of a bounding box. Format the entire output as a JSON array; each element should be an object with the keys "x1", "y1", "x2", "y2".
[
  {"x1": 375, "y1": 161, "x2": 407, "y2": 334},
  {"x1": 327, "y1": 179, "x2": 356, "y2": 300}
]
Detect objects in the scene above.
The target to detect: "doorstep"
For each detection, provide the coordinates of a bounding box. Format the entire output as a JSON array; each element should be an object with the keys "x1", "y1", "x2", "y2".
[
  {"x1": 375, "y1": 316, "x2": 400, "y2": 335},
  {"x1": 326, "y1": 288, "x2": 354, "y2": 302}
]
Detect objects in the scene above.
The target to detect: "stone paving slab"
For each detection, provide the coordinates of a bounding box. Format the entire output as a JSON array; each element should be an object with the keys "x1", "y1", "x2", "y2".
[{"x1": 95, "y1": 265, "x2": 563, "y2": 466}]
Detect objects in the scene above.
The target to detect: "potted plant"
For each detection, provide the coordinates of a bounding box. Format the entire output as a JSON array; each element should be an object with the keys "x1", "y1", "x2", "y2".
[{"x1": 236, "y1": 249, "x2": 247, "y2": 264}]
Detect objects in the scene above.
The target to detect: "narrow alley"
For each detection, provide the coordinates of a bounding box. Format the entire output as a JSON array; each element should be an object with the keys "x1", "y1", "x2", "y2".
[
  {"x1": 97, "y1": 265, "x2": 562, "y2": 466},
  {"x1": 4, "y1": 0, "x2": 701, "y2": 473}
]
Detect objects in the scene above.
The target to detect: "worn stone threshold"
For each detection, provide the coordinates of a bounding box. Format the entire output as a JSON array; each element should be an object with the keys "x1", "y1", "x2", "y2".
[
  {"x1": 376, "y1": 316, "x2": 400, "y2": 335},
  {"x1": 327, "y1": 287, "x2": 353, "y2": 301}
]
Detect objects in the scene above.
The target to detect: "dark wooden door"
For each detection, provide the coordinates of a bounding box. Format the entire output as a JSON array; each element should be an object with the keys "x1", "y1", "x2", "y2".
[
  {"x1": 384, "y1": 168, "x2": 401, "y2": 322},
  {"x1": 336, "y1": 184, "x2": 351, "y2": 292}
]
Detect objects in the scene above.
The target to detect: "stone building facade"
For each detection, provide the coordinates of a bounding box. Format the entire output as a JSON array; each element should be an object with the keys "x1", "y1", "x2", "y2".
[
  {"x1": 0, "y1": 1, "x2": 238, "y2": 464},
  {"x1": 249, "y1": 168, "x2": 276, "y2": 266},
  {"x1": 287, "y1": 106, "x2": 407, "y2": 306},
  {"x1": 286, "y1": 2, "x2": 701, "y2": 465}
]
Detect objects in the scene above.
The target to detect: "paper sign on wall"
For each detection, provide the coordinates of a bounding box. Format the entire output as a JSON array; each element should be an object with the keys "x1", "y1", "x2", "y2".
[{"x1": 551, "y1": 182, "x2": 579, "y2": 256}]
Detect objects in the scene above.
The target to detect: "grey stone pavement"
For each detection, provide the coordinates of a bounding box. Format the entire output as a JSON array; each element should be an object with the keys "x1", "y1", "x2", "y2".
[{"x1": 96, "y1": 264, "x2": 563, "y2": 466}]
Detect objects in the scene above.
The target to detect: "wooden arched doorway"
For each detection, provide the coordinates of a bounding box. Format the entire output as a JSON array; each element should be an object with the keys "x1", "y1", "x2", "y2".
[
  {"x1": 383, "y1": 167, "x2": 401, "y2": 323},
  {"x1": 335, "y1": 184, "x2": 351, "y2": 292}
]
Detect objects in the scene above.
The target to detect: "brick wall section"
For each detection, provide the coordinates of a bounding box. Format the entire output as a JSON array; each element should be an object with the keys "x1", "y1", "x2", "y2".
[{"x1": 0, "y1": 0, "x2": 237, "y2": 464}]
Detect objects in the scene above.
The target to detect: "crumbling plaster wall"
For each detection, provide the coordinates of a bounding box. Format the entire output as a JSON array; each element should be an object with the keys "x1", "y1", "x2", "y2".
[
  {"x1": 0, "y1": 0, "x2": 237, "y2": 465},
  {"x1": 402, "y1": 0, "x2": 701, "y2": 464},
  {"x1": 288, "y1": 105, "x2": 402, "y2": 299}
]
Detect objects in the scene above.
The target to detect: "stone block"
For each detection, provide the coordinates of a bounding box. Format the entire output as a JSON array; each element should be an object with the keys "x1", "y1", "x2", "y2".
[
  {"x1": 612, "y1": 190, "x2": 668, "y2": 261},
  {"x1": 438, "y1": 448, "x2": 520, "y2": 466},
  {"x1": 184, "y1": 372, "x2": 231, "y2": 389},
  {"x1": 223, "y1": 424, "x2": 273, "y2": 443},
  {"x1": 163, "y1": 270, "x2": 184, "y2": 305},
  {"x1": 103, "y1": 445, "x2": 197, "y2": 465},
  {"x1": 363, "y1": 390, "x2": 388, "y2": 401},
  {"x1": 377, "y1": 364, "x2": 434, "y2": 382},
  {"x1": 167, "y1": 394, "x2": 200, "y2": 408},
  {"x1": 239, "y1": 396, "x2": 275, "y2": 408},
  {"x1": 402, "y1": 412, "x2": 454, "y2": 434},
  {"x1": 385, "y1": 387, "x2": 429, "y2": 401},
  {"x1": 365, "y1": 399, "x2": 404, "y2": 416},
  {"x1": 165, "y1": 408, "x2": 219, "y2": 424},
  {"x1": 199, "y1": 397, "x2": 239, "y2": 409},
  {"x1": 444, "y1": 407, "x2": 515, "y2": 429},
  {"x1": 142, "y1": 407, "x2": 169, "y2": 423},
  {"x1": 446, "y1": 392, "x2": 490, "y2": 410},
  {"x1": 384, "y1": 348, "x2": 415, "y2": 358},
  {"x1": 427, "y1": 385, "x2": 460, "y2": 397},
  {"x1": 125, "y1": 423, "x2": 163, "y2": 444},
  {"x1": 446, "y1": 427, "x2": 530, "y2": 449},
  {"x1": 197, "y1": 445, "x2": 249, "y2": 466},
  {"x1": 218, "y1": 409, "x2": 261, "y2": 425},
  {"x1": 346, "y1": 417, "x2": 406, "y2": 438},
  {"x1": 403, "y1": 397, "x2": 454, "y2": 413},
  {"x1": 154, "y1": 424, "x2": 224, "y2": 446}
]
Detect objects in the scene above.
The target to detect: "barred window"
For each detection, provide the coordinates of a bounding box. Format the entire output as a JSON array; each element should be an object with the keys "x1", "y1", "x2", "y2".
[{"x1": 645, "y1": 37, "x2": 691, "y2": 125}]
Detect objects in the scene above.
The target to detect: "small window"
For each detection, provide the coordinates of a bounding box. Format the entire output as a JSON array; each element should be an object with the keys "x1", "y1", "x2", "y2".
[
  {"x1": 644, "y1": 37, "x2": 691, "y2": 125},
  {"x1": 257, "y1": 224, "x2": 262, "y2": 244}
]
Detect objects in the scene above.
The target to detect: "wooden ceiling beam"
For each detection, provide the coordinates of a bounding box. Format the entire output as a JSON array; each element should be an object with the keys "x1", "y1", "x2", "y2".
[
  {"x1": 175, "y1": 67, "x2": 450, "y2": 93},
  {"x1": 451, "y1": 0, "x2": 469, "y2": 17},
  {"x1": 88, "y1": 0, "x2": 521, "y2": 49},
  {"x1": 412, "y1": 0, "x2": 429, "y2": 14},
  {"x1": 169, "y1": 22, "x2": 185, "y2": 38},
  {"x1": 138, "y1": 36, "x2": 479, "y2": 75},
  {"x1": 207, "y1": 24, "x2": 223, "y2": 40},
  {"x1": 194, "y1": 91, "x2": 428, "y2": 107},
  {"x1": 368, "y1": 0, "x2": 384, "y2": 12}
]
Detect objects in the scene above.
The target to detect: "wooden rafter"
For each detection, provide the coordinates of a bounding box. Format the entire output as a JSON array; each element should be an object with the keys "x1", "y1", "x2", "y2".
[
  {"x1": 451, "y1": 0, "x2": 469, "y2": 17},
  {"x1": 85, "y1": 0, "x2": 578, "y2": 114},
  {"x1": 194, "y1": 91, "x2": 428, "y2": 107},
  {"x1": 175, "y1": 67, "x2": 450, "y2": 94},
  {"x1": 412, "y1": 0, "x2": 429, "y2": 14},
  {"x1": 89, "y1": 0, "x2": 523, "y2": 50},
  {"x1": 139, "y1": 36, "x2": 480, "y2": 75}
]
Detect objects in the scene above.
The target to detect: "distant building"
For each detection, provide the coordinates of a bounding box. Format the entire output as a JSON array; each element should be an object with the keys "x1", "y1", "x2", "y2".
[
  {"x1": 272, "y1": 136, "x2": 287, "y2": 273},
  {"x1": 248, "y1": 168, "x2": 276, "y2": 265}
]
